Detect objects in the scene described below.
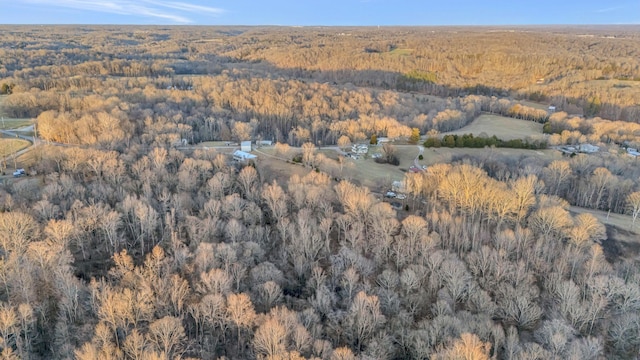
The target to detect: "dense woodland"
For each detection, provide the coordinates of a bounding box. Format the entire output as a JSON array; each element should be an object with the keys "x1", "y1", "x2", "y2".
[{"x1": 0, "y1": 26, "x2": 639, "y2": 359}]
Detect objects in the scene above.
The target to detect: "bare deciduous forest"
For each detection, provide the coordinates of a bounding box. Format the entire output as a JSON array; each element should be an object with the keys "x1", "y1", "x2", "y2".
[{"x1": 0, "y1": 25, "x2": 639, "y2": 359}]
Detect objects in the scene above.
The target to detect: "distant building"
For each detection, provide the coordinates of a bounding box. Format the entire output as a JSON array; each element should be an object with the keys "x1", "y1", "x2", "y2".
[
  {"x1": 241, "y1": 141, "x2": 252, "y2": 152},
  {"x1": 578, "y1": 144, "x2": 599, "y2": 153},
  {"x1": 627, "y1": 148, "x2": 640, "y2": 157},
  {"x1": 233, "y1": 150, "x2": 257, "y2": 162},
  {"x1": 391, "y1": 180, "x2": 406, "y2": 193},
  {"x1": 558, "y1": 146, "x2": 577, "y2": 156},
  {"x1": 376, "y1": 137, "x2": 390, "y2": 145},
  {"x1": 256, "y1": 140, "x2": 273, "y2": 146},
  {"x1": 351, "y1": 144, "x2": 368, "y2": 154}
]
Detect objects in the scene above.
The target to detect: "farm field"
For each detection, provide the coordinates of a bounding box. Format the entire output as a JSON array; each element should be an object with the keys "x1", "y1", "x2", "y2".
[{"x1": 443, "y1": 114, "x2": 544, "y2": 140}]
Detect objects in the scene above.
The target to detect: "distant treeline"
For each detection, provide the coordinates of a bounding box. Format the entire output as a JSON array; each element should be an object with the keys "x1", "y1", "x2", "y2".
[{"x1": 424, "y1": 133, "x2": 547, "y2": 150}]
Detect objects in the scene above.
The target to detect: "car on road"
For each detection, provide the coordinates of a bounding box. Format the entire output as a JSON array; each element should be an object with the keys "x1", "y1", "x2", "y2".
[{"x1": 385, "y1": 191, "x2": 396, "y2": 198}]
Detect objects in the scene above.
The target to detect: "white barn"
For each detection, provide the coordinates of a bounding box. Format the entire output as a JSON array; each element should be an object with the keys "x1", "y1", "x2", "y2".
[
  {"x1": 233, "y1": 150, "x2": 257, "y2": 162},
  {"x1": 241, "y1": 141, "x2": 252, "y2": 152}
]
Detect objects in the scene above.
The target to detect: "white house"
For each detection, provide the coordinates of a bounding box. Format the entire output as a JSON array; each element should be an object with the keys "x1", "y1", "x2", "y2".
[
  {"x1": 578, "y1": 144, "x2": 599, "y2": 153},
  {"x1": 627, "y1": 148, "x2": 640, "y2": 157},
  {"x1": 376, "y1": 137, "x2": 390, "y2": 145},
  {"x1": 233, "y1": 150, "x2": 257, "y2": 162},
  {"x1": 351, "y1": 144, "x2": 369, "y2": 154},
  {"x1": 241, "y1": 141, "x2": 252, "y2": 152}
]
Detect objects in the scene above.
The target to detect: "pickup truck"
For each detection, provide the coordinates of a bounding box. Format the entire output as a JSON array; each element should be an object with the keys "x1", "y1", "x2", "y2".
[{"x1": 12, "y1": 169, "x2": 26, "y2": 177}]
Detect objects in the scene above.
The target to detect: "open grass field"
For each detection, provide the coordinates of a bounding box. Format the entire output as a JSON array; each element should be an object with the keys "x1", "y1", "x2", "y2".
[
  {"x1": 0, "y1": 138, "x2": 31, "y2": 158},
  {"x1": 518, "y1": 101, "x2": 550, "y2": 111},
  {"x1": 388, "y1": 48, "x2": 414, "y2": 56},
  {"x1": 569, "y1": 206, "x2": 640, "y2": 260},
  {"x1": 443, "y1": 114, "x2": 544, "y2": 140},
  {"x1": 255, "y1": 144, "x2": 561, "y2": 192},
  {"x1": 0, "y1": 120, "x2": 34, "y2": 130},
  {"x1": 418, "y1": 147, "x2": 560, "y2": 166},
  {"x1": 0, "y1": 96, "x2": 35, "y2": 129}
]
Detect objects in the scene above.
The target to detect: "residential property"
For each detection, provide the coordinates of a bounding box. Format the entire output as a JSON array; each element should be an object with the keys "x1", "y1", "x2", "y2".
[
  {"x1": 627, "y1": 148, "x2": 640, "y2": 158},
  {"x1": 352, "y1": 144, "x2": 369, "y2": 154},
  {"x1": 233, "y1": 150, "x2": 257, "y2": 162},
  {"x1": 578, "y1": 144, "x2": 599, "y2": 153},
  {"x1": 391, "y1": 180, "x2": 406, "y2": 193},
  {"x1": 241, "y1": 141, "x2": 252, "y2": 152},
  {"x1": 376, "y1": 137, "x2": 390, "y2": 145}
]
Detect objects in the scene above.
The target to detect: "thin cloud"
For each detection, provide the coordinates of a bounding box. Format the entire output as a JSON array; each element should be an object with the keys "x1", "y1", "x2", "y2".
[
  {"x1": 593, "y1": 5, "x2": 626, "y2": 13},
  {"x1": 21, "y1": 0, "x2": 224, "y2": 23}
]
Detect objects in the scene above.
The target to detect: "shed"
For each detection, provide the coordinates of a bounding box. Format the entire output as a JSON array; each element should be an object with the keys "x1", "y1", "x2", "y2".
[
  {"x1": 233, "y1": 150, "x2": 257, "y2": 162},
  {"x1": 241, "y1": 141, "x2": 252, "y2": 152}
]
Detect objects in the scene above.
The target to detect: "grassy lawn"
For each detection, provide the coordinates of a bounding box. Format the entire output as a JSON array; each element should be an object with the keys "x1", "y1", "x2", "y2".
[
  {"x1": 0, "y1": 138, "x2": 31, "y2": 157},
  {"x1": 518, "y1": 100, "x2": 550, "y2": 111},
  {"x1": 250, "y1": 143, "x2": 560, "y2": 193},
  {"x1": 0, "y1": 119, "x2": 34, "y2": 130},
  {"x1": 388, "y1": 48, "x2": 414, "y2": 56},
  {"x1": 418, "y1": 147, "x2": 559, "y2": 166},
  {"x1": 443, "y1": 114, "x2": 544, "y2": 141},
  {"x1": 0, "y1": 95, "x2": 34, "y2": 129},
  {"x1": 569, "y1": 206, "x2": 640, "y2": 260}
]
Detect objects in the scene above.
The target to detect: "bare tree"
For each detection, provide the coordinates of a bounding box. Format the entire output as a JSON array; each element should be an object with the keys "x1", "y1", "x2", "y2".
[
  {"x1": 301, "y1": 142, "x2": 317, "y2": 167},
  {"x1": 226, "y1": 293, "x2": 256, "y2": 353},
  {"x1": 253, "y1": 317, "x2": 287, "y2": 359},
  {"x1": 147, "y1": 316, "x2": 186, "y2": 358},
  {"x1": 625, "y1": 191, "x2": 640, "y2": 228},
  {"x1": 346, "y1": 291, "x2": 385, "y2": 352}
]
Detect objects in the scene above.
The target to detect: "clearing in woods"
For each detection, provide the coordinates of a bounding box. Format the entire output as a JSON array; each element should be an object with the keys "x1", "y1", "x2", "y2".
[
  {"x1": 443, "y1": 114, "x2": 544, "y2": 140},
  {"x1": 0, "y1": 96, "x2": 34, "y2": 129},
  {"x1": 256, "y1": 144, "x2": 560, "y2": 191}
]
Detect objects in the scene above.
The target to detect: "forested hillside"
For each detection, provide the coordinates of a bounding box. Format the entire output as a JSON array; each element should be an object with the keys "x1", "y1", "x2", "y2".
[{"x1": 0, "y1": 26, "x2": 639, "y2": 360}]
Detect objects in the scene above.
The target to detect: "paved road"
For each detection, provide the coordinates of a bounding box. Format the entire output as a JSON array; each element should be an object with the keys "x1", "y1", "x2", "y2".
[{"x1": 0, "y1": 129, "x2": 35, "y2": 143}]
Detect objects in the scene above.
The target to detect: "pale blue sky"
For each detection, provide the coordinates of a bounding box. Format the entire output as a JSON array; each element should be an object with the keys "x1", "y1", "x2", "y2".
[{"x1": 1, "y1": 0, "x2": 639, "y2": 25}]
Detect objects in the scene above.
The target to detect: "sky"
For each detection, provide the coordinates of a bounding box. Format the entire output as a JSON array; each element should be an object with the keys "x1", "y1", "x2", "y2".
[{"x1": 1, "y1": 0, "x2": 639, "y2": 26}]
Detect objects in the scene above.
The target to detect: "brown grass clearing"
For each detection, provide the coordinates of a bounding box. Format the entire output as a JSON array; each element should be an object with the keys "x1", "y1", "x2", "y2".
[
  {"x1": 0, "y1": 138, "x2": 31, "y2": 157},
  {"x1": 443, "y1": 114, "x2": 544, "y2": 141}
]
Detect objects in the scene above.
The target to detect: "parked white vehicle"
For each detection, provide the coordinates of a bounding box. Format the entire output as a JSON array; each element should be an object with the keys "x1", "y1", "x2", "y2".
[
  {"x1": 12, "y1": 169, "x2": 26, "y2": 177},
  {"x1": 385, "y1": 191, "x2": 396, "y2": 198},
  {"x1": 395, "y1": 194, "x2": 406, "y2": 200}
]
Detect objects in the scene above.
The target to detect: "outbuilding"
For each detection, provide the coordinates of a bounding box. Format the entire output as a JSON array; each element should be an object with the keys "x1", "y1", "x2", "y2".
[
  {"x1": 233, "y1": 150, "x2": 257, "y2": 162},
  {"x1": 241, "y1": 141, "x2": 252, "y2": 152}
]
